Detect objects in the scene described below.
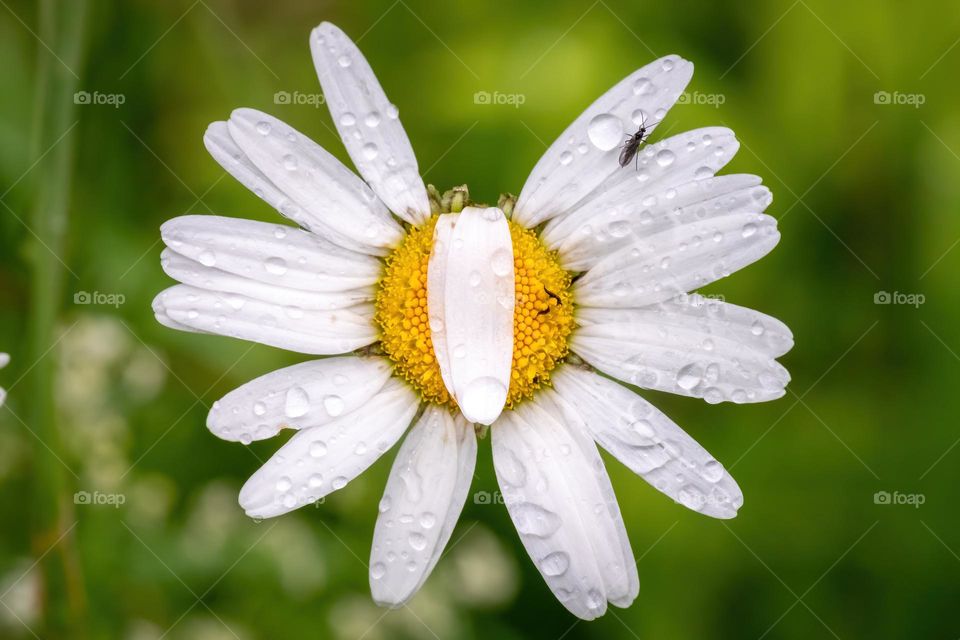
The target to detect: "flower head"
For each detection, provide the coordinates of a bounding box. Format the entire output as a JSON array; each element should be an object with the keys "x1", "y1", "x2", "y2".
[{"x1": 154, "y1": 22, "x2": 791, "y2": 619}]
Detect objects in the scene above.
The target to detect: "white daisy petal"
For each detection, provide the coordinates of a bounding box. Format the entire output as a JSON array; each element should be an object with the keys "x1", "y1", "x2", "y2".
[
  {"x1": 552, "y1": 175, "x2": 768, "y2": 272},
  {"x1": 570, "y1": 313, "x2": 790, "y2": 404},
  {"x1": 541, "y1": 127, "x2": 756, "y2": 260},
  {"x1": 204, "y1": 120, "x2": 295, "y2": 218},
  {"x1": 425, "y1": 213, "x2": 459, "y2": 397},
  {"x1": 161, "y1": 248, "x2": 372, "y2": 311},
  {"x1": 427, "y1": 207, "x2": 514, "y2": 425},
  {"x1": 541, "y1": 128, "x2": 742, "y2": 262},
  {"x1": 577, "y1": 294, "x2": 793, "y2": 359},
  {"x1": 551, "y1": 366, "x2": 743, "y2": 518},
  {"x1": 207, "y1": 356, "x2": 393, "y2": 443},
  {"x1": 573, "y1": 212, "x2": 780, "y2": 309},
  {"x1": 161, "y1": 215, "x2": 379, "y2": 293},
  {"x1": 310, "y1": 22, "x2": 430, "y2": 226},
  {"x1": 238, "y1": 377, "x2": 419, "y2": 518},
  {"x1": 370, "y1": 406, "x2": 476, "y2": 606},
  {"x1": 153, "y1": 285, "x2": 376, "y2": 355},
  {"x1": 514, "y1": 55, "x2": 693, "y2": 228},
  {"x1": 493, "y1": 401, "x2": 638, "y2": 619},
  {"x1": 153, "y1": 305, "x2": 209, "y2": 334},
  {"x1": 227, "y1": 109, "x2": 402, "y2": 255}
]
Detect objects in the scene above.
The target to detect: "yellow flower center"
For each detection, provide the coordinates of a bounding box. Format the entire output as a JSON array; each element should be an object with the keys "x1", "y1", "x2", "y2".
[{"x1": 374, "y1": 215, "x2": 574, "y2": 410}]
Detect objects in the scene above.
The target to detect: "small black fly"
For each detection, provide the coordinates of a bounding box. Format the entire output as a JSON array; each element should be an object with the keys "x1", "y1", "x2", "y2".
[{"x1": 618, "y1": 115, "x2": 658, "y2": 170}]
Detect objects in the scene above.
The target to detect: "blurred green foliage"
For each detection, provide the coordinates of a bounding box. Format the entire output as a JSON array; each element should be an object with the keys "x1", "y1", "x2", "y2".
[{"x1": 1, "y1": 0, "x2": 959, "y2": 638}]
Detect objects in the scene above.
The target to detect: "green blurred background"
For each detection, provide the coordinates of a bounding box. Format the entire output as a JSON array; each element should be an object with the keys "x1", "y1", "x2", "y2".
[{"x1": 1, "y1": 0, "x2": 958, "y2": 638}]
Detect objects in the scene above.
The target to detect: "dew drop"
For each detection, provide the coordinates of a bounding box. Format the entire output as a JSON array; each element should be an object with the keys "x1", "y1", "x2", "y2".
[
  {"x1": 264, "y1": 257, "x2": 288, "y2": 275},
  {"x1": 677, "y1": 364, "x2": 702, "y2": 390},
  {"x1": 512, "y1": 503, "x2": 561, "y2": 537},
  {"x1": 539, "y1": 551, "x2": 570, "y2": 577},
  {"x1": 491, "y1": 249, "x2": 513, "y2": 277},
  {"x1": 703, "y1": 460, "x2": 725, "y2": 483},
  {"x1": 284, "y1": 386, "x2": 310, "y2": 418},
  {"x1": 198, "y1": 250, "x2": 216, "y2": 267},
  {"x1": 362, "y1": 142, "x2": 379, "y2": 159},
  {"x1": 587, "y1": 113, "x2": 624, "y2": 151},
  {"x1": 255, "y1": 120, "x2": 271, "y2": 136},
  {"x1": 655, "y1": 149, "x2": 676, "y2": 167},
  {"x1": 409, "y1": 533, "x2": 427, "y2": 551},
  {"x1": 309, "y1": 441, "x2": 327, "y2": 458},
  {"x1": 323, "y1": 394, "x2": 345, "y2": 417},
  {"x1": 632, "y1": 77, "x2": 652, "y2": 95}
]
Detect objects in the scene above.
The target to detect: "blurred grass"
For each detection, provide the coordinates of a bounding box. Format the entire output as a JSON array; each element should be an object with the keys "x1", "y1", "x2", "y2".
[{"x1": 1, "y1": 0, "x2": 960, "y2": 638}]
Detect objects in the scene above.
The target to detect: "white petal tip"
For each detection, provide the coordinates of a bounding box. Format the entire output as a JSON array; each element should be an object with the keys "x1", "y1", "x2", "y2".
[{"x1": 457, "y1": 377, "x2": 508, "y2": 426}]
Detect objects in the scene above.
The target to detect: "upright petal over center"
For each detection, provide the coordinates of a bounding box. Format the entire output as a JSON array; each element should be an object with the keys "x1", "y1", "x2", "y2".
[{"x1": 427, "y1": 207, "x2": 515, "y2": 425}]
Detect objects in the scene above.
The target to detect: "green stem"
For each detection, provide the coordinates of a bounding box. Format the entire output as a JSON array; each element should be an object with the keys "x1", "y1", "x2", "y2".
[{"x1": 26, "y1": 0, "x2": 89, "y2": 637}]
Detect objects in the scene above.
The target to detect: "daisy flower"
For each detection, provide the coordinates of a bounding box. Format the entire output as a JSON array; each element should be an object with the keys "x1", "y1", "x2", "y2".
[{"x1": 153, "y1": 22, "x2": 791, "y2": 619}]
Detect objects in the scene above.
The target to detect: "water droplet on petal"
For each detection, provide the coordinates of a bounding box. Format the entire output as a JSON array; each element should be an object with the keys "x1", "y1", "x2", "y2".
[
  {"x1": 655, "y1": 149, "x2": 676, "y2": 167},
  {"x1": 284, "y1": 386, "x2": 310, "y2": 418},
  {"x1": 587, "y1": 113, "x2": 624, "y2": 151},
  {"x1": 323, "y1": 395, "x2": 345, "y2": 417},
  {"x1": 677, "y1": 364, "x2": 702, "y2": 390},
  {"x1": 409, "y1": 533, "x2": 427, "y2": 551},
  {"x1": 264, "y1": 257, "x2": 288, "y2": 275},
  {"x1": 539, "y1": 551, "x2": 570, "y2": 577}
]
